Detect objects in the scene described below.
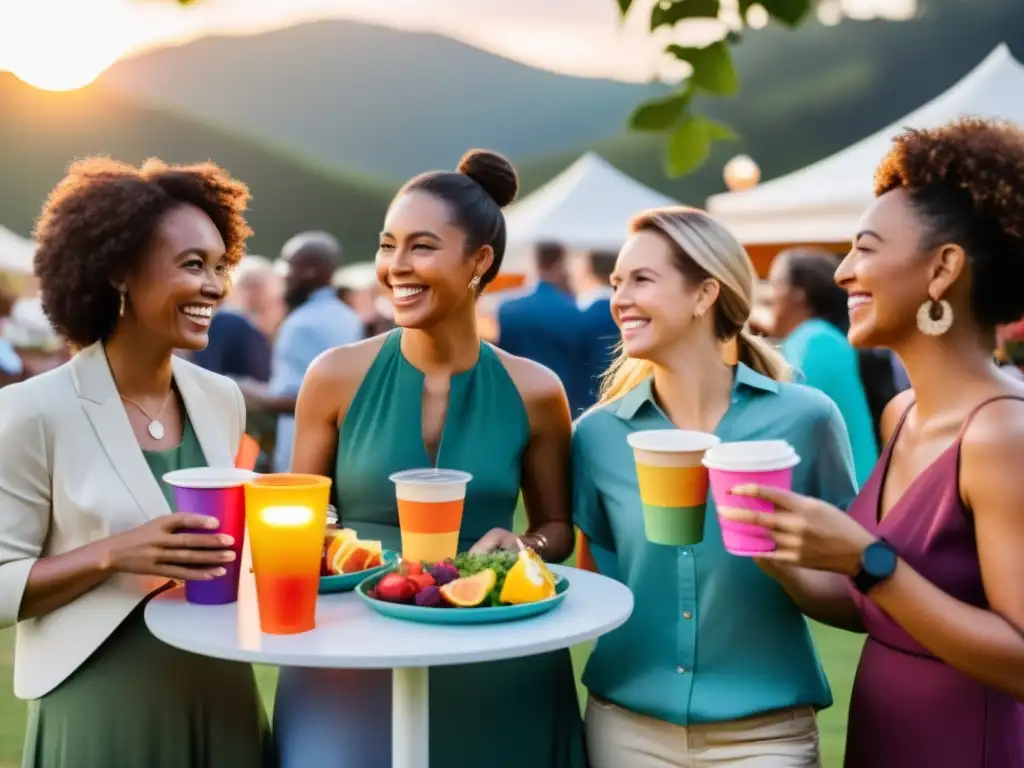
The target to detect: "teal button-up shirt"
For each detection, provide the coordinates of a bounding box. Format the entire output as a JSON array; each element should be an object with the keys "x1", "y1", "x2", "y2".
[{"x1": 572, "y1": 363, "x2": 858, "y2": 726}]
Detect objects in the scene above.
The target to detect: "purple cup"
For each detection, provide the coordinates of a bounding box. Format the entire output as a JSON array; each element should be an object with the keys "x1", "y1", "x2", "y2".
[{"x1": 163, "y1": 468, "x2": 256, "y2": 605}]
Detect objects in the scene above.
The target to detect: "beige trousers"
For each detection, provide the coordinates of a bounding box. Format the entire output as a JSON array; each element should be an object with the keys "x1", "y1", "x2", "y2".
[{"x1": 586, "y1": 696, "x2": 822, "y2": 768}]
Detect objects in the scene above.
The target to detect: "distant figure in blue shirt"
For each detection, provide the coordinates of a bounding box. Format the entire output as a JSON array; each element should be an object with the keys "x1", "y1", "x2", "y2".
[
  {"x1": 568, "y1": 249, "x2": 618, "y2": 408},
  {"x1": 573, "y1": 207, "x2": 856, "y2": 768},
  {"x1": 768, "y1": 248, "x2": 880, "y2": 486},
  {"x1": 496, "y1": 242, "x2": 588, "y2": 414},
  {"x1": 240, "y1": 231, "x2": 364, "y2": 471}
]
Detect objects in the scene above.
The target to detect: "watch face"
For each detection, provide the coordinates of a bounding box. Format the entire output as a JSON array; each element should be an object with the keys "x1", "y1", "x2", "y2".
[{"x1": 864, "y1": 541, "x2": 898, "y2": 578}]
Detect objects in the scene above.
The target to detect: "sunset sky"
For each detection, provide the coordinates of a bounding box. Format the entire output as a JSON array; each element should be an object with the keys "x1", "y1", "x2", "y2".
[{"x1": 1, "y1": 0, "x2": 917, "y2": 92}]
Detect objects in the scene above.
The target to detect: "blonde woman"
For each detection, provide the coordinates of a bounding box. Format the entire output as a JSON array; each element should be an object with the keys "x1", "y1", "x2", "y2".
[{"x1": 572, "y1": 207, "x2": 858, "y2": 767}]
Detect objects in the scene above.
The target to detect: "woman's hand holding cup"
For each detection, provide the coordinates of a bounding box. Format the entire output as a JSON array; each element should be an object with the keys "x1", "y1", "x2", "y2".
[{"x1": 101, "y1": 513, "x2": 236, "y2": 581}]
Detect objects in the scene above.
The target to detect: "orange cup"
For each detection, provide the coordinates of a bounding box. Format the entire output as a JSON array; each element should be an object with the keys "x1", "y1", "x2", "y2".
[
  {"x1": 244, "y1": 473, "x2": 331, "y2": 635},
  {"x1": 389, "y1": 469, "x2": 472, "y2": 564}
]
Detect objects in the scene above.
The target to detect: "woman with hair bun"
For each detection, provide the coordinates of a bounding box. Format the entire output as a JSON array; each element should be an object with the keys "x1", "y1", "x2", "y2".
[
  {"x1": 273, "y1": 149, "x2": 587, "y2": 767},
  {"x1": 721, "y1": 117, "x2": 1024, "y2": 766},
  {"x1": 573, "y1": 206, "x2": 857, "y2": 766}
]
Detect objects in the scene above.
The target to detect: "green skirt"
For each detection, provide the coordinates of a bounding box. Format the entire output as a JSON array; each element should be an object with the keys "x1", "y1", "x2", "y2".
[{"x1": 22, "y1": 602, "x2": 275, "y2": 768}]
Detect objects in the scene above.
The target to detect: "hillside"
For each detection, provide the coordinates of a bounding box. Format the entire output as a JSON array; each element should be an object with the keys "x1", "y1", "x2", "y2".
[
  {"x1": 520, "y1": 0, "x2": 1024, "y2": 205},
  {"x1": 0, "y1": 74, "x2": 395, "y2": 260},
  {"x1": 97, "y1": 19, "x2": 667, "y2": 180}
]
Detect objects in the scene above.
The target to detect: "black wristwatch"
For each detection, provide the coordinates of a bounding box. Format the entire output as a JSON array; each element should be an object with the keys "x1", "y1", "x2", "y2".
[{"x1": 852, "y1": 538, "x2": 898, "y2": 594}]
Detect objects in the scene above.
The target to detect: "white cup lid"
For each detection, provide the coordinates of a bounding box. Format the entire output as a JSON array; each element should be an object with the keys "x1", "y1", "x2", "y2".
[
  {"x1": 389, "y1": 468, "x2": 473, "y2": 486},
  {"x1": 626, "y1": 429, "x2": 721, "y2": 454},
  {"x1": 162, "y1": 467, "x2": 258, "y2": 489},
  {"x1": 701, "y1": 440, "x2": 800, "y2": 471}
]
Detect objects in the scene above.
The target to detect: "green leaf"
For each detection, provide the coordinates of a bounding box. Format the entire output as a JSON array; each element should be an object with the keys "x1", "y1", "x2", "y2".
[
  {"x1": 665, "y1": 115, "x2": 738, "y2": 177},
  {"x1": 665, "y1": 41, "x2": 738, "y2": 96},
  {"x1": 650, "y1": 0, "x2": 721, "y2": 31},
  {"x1": 617, "y1": 0, "x2": 635, "y2": 16},
  {"x1": 742, "y1": 0, "x2": 813, "y2": 27},
  {"x1": 628, "y1": 89, "x2": 693, "y2": 131}
]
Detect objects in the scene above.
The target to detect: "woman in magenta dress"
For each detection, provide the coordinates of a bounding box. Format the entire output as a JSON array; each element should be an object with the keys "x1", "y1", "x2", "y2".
[{"x1": 720, "y1": 117, "x2": 1024, "y2": 767}]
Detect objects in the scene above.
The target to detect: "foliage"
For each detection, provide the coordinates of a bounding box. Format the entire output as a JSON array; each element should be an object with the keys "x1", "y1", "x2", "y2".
[{"x1": 620, "y1": 0, "x2": 814, "y2": 176}]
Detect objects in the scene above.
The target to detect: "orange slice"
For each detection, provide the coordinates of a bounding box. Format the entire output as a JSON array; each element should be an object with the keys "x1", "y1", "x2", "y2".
[
  {"x1": 325, "y1": 529, "x2": 358, "y2": 574},
  {"x1": 440, "y1": 568, "x2": 496, "y2": 607},
  {"x1": 499, "y1": 550, "x2": 556, "y2": 605},
  {"x1": 336, "y1": 540, "x2": 383, "y2": 574}
]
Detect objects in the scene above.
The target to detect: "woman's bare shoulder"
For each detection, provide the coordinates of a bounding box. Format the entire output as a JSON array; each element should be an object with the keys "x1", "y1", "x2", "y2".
[{"x1": 488, "y1": 344, "x2": 570, "y2": 431}]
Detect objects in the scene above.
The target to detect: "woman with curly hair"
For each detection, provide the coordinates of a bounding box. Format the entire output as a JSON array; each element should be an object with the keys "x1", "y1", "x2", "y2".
[
  {"x1": 720, "y1": 117, "x2": 1024, "y2": 766},
  {"x1": 0, "y1": 158, "x2": 275, "y2": 767}
]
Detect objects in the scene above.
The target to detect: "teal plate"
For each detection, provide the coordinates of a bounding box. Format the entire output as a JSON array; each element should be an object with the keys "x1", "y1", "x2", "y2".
[
  {"x1": 355, "y1": 570, "x2": 569, "y2": 625},
  {"x1": 319, "y1": 550, "x2": 399, "y2": 594}
]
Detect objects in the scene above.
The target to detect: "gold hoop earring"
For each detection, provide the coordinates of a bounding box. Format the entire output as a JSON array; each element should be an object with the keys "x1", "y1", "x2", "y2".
[
  {"x1": 916, "y1": 297, "x2": 953, "y2": 336},
  {"x1": 118, "y1": 290, "x2": 126, "y2": 318}
]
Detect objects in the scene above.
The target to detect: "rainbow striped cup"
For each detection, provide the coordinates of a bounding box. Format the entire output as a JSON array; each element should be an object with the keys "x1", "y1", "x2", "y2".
[
  {"x1": 627, "y1": 430, "x2": 721, "y2": 546},
  {"x1": 390, "y1": 469, "x2": 473, "y2": 564}
]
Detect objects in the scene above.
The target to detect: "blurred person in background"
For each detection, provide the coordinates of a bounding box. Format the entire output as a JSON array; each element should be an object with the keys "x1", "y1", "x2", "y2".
[
  {"x1": 191, "y1": 256, "x2": 277, "y2": 383},
  {"x1": 231, "y1": 254, "x2": 286, "y2": 339},
  {"x1": 0, "y1": 286, "x2": 25, "y2": 386},
  {"x1": 333, "y1": 262, "x2": 395, "y2": 336},
  {"x1": 239, "y1": 231, "x2": 363, "y2": 472},
  {"x1": 768, "y1": 247, "x2": 879, "y2": 485},
  {"x1": 0, "y1": 157, "x2": 272, "y2": 767},
  {"x1": 496, "y1": 241, "x2": 588, "y2": 415},
  {"x1": 569, "y1": 249, "x2": 618, "y2": 408}
]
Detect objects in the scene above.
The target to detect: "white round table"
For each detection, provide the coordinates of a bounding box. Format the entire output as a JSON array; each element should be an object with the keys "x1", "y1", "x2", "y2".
[{"x1": 145, "y1": 564, "x2": 633, "y2": 768}]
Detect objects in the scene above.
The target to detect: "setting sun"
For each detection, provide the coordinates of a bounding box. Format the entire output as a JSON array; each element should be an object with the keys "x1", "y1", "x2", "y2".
[{"x1": 2, "y1": 0, "x2": 131, "y2": 92}]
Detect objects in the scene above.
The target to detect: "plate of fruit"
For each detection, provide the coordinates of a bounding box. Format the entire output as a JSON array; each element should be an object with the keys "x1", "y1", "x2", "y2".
[
  {"x1": 320, "y1": 527, "x2": 399, "y2": 594},
  {"x1": 356, "y1": 545, "x2": 568, "y2": 625}
]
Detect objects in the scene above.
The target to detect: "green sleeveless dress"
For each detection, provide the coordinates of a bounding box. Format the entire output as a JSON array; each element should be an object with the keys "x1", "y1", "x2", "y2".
[
  {"x1": 22, "y1": 415, "x2": 275, "y2": 768},
  {"x1": 273, "y1": 330, "x2": 587, "y2": 767}
]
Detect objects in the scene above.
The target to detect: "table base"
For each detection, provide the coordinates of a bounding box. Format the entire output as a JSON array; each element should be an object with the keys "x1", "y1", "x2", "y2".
[{"x1": 393, "y1": 666, "x2": 429, "y2": 768}]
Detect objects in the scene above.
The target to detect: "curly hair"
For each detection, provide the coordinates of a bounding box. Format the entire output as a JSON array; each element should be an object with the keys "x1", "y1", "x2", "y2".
[
  {"x1": 873, "y1": 117, "x2": 1024, "y2": 329},
  {"x1": 33, "y1": 157, "x2": 252, "y2": 348}
]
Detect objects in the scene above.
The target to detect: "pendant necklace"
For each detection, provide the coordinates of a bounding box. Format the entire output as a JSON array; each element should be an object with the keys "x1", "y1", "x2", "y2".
[{"x1": 120, "y1": 390, "x2": 173, "y2": 441}]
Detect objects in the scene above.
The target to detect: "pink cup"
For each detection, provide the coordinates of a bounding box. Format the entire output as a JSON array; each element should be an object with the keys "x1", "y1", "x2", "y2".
[{"x1": 702, "y1": 440, "x2": 801, "y2": 556}]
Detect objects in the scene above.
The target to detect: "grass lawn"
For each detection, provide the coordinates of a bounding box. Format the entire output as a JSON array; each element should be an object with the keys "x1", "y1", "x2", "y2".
[{"x1": 0, "y1": 506, "x2": 865, "y2": 767}]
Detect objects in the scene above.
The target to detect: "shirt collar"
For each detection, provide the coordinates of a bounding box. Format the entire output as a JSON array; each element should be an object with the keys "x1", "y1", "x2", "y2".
[{"x1": 611, "y1": 362, "x2": 780, "y2": 421}]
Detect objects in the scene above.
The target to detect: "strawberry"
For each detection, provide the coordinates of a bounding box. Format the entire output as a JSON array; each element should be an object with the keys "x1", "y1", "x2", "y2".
[{"x1": 375, "y1": 573, "x2": 418, "y2": 603}]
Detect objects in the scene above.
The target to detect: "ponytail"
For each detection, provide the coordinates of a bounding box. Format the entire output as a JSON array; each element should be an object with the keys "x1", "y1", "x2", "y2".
[{"x1": 737, "y1": 328, "x2": 791, "y2": 382}]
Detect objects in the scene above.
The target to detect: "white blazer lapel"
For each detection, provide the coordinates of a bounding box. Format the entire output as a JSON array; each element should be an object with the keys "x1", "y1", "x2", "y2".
[{"x1": 71, "y1": 343, "x2": 170, "y2": 521}]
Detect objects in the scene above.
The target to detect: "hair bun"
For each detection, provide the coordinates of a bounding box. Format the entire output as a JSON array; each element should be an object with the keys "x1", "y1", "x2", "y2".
[{"x1": 457, "y1": 149, "x2": 519, "y2": 209}]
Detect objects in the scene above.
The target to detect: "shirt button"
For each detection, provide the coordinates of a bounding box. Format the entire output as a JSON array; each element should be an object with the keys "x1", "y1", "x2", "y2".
[
  {"x1": 681, "y1": 549, "x2": 691, "y2": 557},
  {"x1": 683, "y1": 611, "x2": 692, "y2": 620},
  {"x1": 676, "y1": 666, "x2": 686, "y2": 674}
]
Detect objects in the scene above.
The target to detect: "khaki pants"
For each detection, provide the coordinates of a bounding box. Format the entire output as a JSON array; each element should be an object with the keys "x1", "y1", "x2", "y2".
[{"x1": 586, "y1": 696, "x2": 822, "y2": 768}]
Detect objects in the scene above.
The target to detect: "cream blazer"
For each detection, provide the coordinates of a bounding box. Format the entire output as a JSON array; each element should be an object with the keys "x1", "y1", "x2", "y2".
[{"x1": 0, "y1": 342, "x2": 245, "y2": 700}]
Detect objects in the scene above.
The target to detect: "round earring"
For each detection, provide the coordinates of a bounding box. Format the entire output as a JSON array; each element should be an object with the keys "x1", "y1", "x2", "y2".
[
  {"x1": 118, "y1": 290, "x2": 126, "y2": 318},
  {"x1": 469, "y1": 275, "x2": 481, "y2": 289},
  {"x1": 916, "y1": 298, "x2": 953, "y2": 336}
]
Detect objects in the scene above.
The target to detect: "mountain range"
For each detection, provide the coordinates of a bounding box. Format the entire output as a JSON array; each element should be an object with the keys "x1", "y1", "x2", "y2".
[
  {"x1": 97, "y1": 20, "x2": 668, "y2": 181},
  {"x1": 2, "y1": 0, "x2": 1021, "y2": 265}
]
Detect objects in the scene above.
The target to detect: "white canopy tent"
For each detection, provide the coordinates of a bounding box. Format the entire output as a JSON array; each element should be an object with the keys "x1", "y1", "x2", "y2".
[
  {"x1": 706, "y1": 43, "x2": 1024, "y2": 246},
  {"x1": 503, "y1": 152, "x2": 680, "y2": 273},
  {"x1": 0, "y1": 225, "x2": 34, "y2": 274}
]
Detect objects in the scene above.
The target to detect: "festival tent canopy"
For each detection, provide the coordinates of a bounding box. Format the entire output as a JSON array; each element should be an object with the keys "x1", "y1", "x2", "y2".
[
  {"x1": 503, "y1": 152, "x2": 681, "y2": 271},
  {"x1": 706, "y1": 43, "x2": 1024, "y2": 246},
  {"x1": 0, "y1": 225, "x2": 34, "y2": 274}
]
